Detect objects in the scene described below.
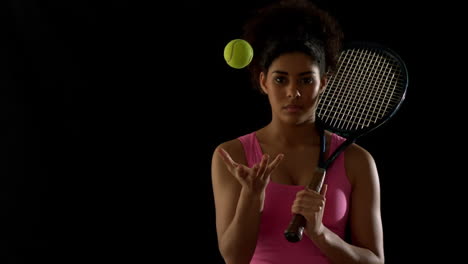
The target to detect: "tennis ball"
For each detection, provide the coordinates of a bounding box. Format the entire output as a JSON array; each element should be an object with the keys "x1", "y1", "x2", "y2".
[{"x1": 223, "y1": 39, "x2": 253, "y2": 69}]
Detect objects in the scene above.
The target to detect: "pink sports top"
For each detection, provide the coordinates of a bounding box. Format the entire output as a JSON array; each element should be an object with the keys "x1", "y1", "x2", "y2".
[{"x1": 238, "y1": 131, "x2": 352, "y2": 264}]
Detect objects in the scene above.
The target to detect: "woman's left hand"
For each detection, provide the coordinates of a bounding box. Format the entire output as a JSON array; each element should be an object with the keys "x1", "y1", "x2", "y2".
[{"x1": 291, "y1": 184, "x2": 328, "y2": 239}]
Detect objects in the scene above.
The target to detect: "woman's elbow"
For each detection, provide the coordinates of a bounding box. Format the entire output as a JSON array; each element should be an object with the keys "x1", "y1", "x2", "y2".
[{"x1": 218, "y1": 244, "x2": 252, "y2": 264}]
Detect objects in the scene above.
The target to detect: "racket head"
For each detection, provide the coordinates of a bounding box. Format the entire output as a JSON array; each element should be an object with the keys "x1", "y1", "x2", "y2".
[{"x1": 316, "y1": 42, "x2": 408, "y2": 138}]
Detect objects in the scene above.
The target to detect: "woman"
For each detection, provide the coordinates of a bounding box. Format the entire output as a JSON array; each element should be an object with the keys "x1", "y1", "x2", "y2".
[{"x1": 211, "y1": 0, "x2": 384, "y2": 263}]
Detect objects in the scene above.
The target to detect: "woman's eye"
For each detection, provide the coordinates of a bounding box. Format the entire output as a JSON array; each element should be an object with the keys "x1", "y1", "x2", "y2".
[
  {"x1": 274, "y1": 77, "x2": 285, "y2": 84},
  {"x1": 302, "y1": 78, "x2": 313, "y2": 84}
]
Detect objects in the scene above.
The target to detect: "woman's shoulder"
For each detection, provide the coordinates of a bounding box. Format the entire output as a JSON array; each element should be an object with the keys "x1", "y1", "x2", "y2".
[
  {"x1": 215, "y1": 138, "x2": 243, "y2": 156},
  {"x1": 327, "y1": 132, "x2": 373, "y2": 162},
  {"x1": 212, "y1": 132, "x2": 256, "y2": 164},
  {"x1": 345, "y1": 142, "x2": 375, "y2": 163},
  {"x1": 344, "y1": 141, "x2": 377, "y2": 185}
]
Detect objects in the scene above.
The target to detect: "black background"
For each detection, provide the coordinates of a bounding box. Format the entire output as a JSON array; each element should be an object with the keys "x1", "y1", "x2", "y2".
[{"x1": 2, "y1": 0, "x2": 464, "y2": 263}]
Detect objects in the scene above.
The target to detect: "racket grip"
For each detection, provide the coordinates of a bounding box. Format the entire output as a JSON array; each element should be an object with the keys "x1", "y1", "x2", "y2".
[
  {"x1": 307, "y1": 168, "x2": 326, "y2": 192},
  {"x1": 284, "y1": 214, "x2": 306, "y2": 242},
  {"x1": 284, "y1": 168, "x2": 327, "y2": 243}
]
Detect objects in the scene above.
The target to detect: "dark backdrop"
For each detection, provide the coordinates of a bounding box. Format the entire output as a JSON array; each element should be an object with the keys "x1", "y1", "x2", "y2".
[{"x1": 2, "y1": 0, "x2": 463, "y2": 263}]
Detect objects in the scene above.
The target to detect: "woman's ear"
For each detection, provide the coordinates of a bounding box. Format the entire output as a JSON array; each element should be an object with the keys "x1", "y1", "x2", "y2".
[
  {"x1": 259, "y1": 72, "x2": 268, "y2": 94},
  {"x1": 319, "y1": 76, "x2": 328, "y2": 94}
]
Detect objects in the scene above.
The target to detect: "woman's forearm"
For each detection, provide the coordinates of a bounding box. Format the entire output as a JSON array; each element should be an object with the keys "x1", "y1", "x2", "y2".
[
  {"x1": 311, "y1": 227, "x2": 384, "y2": 264},
  {"x1": 219, "y1": 189, "x2": 263, "y2": 264}
]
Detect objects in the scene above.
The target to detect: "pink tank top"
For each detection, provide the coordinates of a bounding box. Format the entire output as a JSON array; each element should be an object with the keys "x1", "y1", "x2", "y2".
[{"x1": 238, "y1": 131, "x2": 351, "y2": 264}]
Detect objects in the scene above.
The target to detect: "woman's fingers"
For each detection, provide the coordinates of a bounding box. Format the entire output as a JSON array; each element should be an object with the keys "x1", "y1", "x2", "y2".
[
  {"x1": 256, "y1": 154, "x2": 269, "y2": 178},
  {"x1": 262, "y1": 153, "x2": 284, "y2": 179},
  {"x1": 217, "y1": 148, "x2": 239, "y2": 171},
  {"x1": 219, "y1": 149, "x2": 286, "y2": 185},
  {"x1": 293, "y1": 197, "x2": 325, "y2": 209},
  {"x1": 292, "y1": 188, "x2": 326, "y2": 214}
]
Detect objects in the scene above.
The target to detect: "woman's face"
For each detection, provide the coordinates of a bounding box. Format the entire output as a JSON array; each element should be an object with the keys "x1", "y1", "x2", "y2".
[{"x1": 260, "y1": 52, "x2": 326, "y2": 125}]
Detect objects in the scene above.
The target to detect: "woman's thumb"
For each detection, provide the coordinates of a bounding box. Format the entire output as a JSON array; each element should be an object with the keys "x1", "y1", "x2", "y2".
[{"x1": 320, "y1": 184, "x2": 328, "y2": 196}]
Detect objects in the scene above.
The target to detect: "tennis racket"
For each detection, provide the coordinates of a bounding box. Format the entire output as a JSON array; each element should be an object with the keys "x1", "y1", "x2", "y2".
[{"x1": 284, "y1": 42, "x2": 409, "y2": 243}]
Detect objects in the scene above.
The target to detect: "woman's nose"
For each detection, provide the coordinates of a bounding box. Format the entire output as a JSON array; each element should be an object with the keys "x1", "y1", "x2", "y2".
[{"x1": 287, "y1": 84, "x2": 301, "y2": 98}]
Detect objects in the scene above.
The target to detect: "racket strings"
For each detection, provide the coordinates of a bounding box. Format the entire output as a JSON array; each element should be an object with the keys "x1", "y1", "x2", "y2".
[{"x1": 318, "y1": 48, "x2": 405, "y2": 131}]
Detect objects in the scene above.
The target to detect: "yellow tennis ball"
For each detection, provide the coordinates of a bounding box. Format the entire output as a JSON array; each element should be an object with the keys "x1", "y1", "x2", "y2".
[{"x1": 224, "y1": 39, "x2": 253, "y2": 69}]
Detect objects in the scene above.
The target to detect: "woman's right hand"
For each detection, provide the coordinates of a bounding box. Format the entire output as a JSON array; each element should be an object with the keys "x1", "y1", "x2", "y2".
[{"x1": 217, "y1": 148, "x2": 284, "y2": 195}]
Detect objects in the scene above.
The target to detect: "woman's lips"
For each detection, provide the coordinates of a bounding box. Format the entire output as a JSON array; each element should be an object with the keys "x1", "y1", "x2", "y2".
[{"x1": 283, "y1": 105, "x2": 303, "y2": 113}]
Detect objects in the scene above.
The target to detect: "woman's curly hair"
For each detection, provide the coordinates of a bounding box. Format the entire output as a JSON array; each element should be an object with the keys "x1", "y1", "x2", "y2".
[{"x1": 242, "y1": 0, "x2": 343, "y2": 92}]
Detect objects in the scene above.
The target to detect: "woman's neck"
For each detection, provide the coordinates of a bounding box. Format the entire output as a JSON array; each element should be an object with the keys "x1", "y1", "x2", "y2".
[{"x1": 260, "y1": 119, "x2": 321, "y2": 148}]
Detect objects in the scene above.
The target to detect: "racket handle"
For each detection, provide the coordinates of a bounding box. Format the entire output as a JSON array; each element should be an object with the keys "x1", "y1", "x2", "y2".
[
  {"x1": 307, "y1": 168, "x2": 326, "y2": 192},
  {"x1": 284, "y1": 168, "x2": 326, "y2": 243},
  {"x1": 284, "y1": 214, "x2": 306, "y2": 242}
]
